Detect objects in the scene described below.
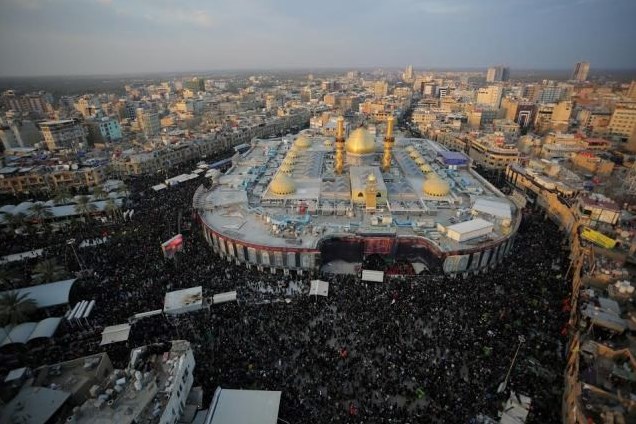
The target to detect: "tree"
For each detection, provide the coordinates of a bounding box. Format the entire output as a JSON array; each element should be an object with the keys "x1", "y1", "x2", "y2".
[
  {"x1": 29, "y1": 203, "x2": 53, "y2": 228},
  {"x1": 0, "y1": 268, "x2": 18, "y2": 290},
  {"x1": 0, "y1": 291, "x2": 37, "y2": 326},
  {"x1": 33, "y1": 259, "x2": 67, "y2": 284},
  {"x1": 74, "y1": 195, "x2": 97, "y2": 219},
  {"x1": 104, "y1": 198, "x2": 121, "y2": 221},
  {"x1": 92, "y1": 186, "x2": 108, "y2": 200},
  {"x1": 53, "y1": 186, "x2": 73, "y2": 205},
  {"x1": 6, "y1": 212, "x2": 27, "y2": 232}
]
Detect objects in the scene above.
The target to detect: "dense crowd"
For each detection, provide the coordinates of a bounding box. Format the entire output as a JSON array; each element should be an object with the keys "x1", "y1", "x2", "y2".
[{"x1": 0, "y1": 156, "x2": 570, "y2": 423}]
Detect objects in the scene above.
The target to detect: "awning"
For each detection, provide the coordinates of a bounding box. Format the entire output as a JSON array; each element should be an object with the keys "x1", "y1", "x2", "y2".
[
  {"x1": 206, "y1": 387, "x2": 281, "y2": 424},
  {"x1": 1, "y1": 322, "x2": 38, "y2": 346},
  {"x1": 164, "y1": 286, "x2": 203, "y2": 315},
  {"x1": 27, "y1": 317, "x2": 62, "y2": 342},
  {"x1": 100, "y1": 323, "x2": 131, "y2": 346},
  {"x1": 0, "y1": 279, "x2": 76, "y2": 309}
]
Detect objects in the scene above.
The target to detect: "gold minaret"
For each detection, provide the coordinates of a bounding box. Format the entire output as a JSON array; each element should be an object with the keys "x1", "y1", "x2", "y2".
[
  {"x1": 335, "y1": 116, "x2": 345, "y2": 175},
  {"x1": 382, "y1": 115, "x2": 395, "y2": 172},
  {"x1": 365, "y1": 173, "x2": 377, "y2": 210}
]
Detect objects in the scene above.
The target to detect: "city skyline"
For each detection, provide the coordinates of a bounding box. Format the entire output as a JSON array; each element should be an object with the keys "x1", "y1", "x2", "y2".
[{"x1": 1, "y1": 0, "x2": 636, "y2": 77}]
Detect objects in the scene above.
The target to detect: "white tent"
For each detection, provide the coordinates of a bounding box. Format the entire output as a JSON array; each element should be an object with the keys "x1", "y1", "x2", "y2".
[
  {"x1": 0, "y1": 317, "x2": 63, "y2": 346},
  {"x1": 164, "y1": 286, "x2": 204, "y2": 315},
  {"x1": 0, "y1": 279, "x2": 76, "y2": 309},
  {"x1": 131, "y1": 309, "x2": 163, "y2": 322},
  {"x1": 445, "y1": 219, "x2": 494, "y2": 243},
  {"x1": 309, "y1": 280, "x2": 329, "y2": 297},
  {"x1": 100, "y1": 323, "x2": 131, "y2": 346},
  {"x1": 26, "y1": 317, "x2": 62, "y2": 342},
  {"x1": 205, "y1": 388, "x2": 281, "y2": 424},
  {"x1": 213, "y1": 291, "x2": 237, "y2": 305},
  {"x1": 152, "y1": 183, "x2": 167, "y2": 192},
  {"x1": 361, "y1": 270, "x2": 384, "y2": 283},
  {"x1": 0, "y1": 249, "x2": 44, "y2": 264},
  {"x1": 0, "y1": 322, "x2": 38, "y2": 346},
  {"x1": 472, "y1": 198, "x2": 512, "y2": 220}
]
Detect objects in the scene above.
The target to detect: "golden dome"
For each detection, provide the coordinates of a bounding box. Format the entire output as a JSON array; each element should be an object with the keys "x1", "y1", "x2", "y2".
[
  {"x1": 423, "y1": 175, "x2": 450, "y2": 197},
  {"x1": 420, "y1": 164, "x2": 433, "y2": 173},
  {"x1": 405, "y1": 145, "x2": 415, "y2": 153},
  {"x1": 324, "y1": 139, "x2": 334, "y2": 147},
  {"x1": 295, "y1": 135, "x2": 311, "y2": 148},
  {"x1": 409, "y1": 150, "x2": 420, "y2": 159},
  {"x1": 345, "y1": 128, "x2": 376, "y2": 155},
  {"x1": 282, "y1": 157, "x2": 295, "y2": 166},
  {"x1": 415, "y1": 157, "x2": 426, "y2": 165},
  {"x1": 279, "y1": 163, "x2": 293, "y2": 174},
  {"x1": 287, "y1": 150, "x2": 298, "y2": 159},
  {"x1": 270, "y1": 173, "x2": 296, "y2": 195}
]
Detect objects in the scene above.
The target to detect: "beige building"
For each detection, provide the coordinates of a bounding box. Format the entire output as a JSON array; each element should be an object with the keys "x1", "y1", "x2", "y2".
[
  {"x1": 550, "y1": 101, "x2": 573, "y2": 131},
  {"x1": 468, "y1": 133, "x2": 519, "y2": 169},
  {"x1": 627, "y1": 80, "x2": 636, "y2": 99},
  {"x1": 571, "y1": 61, "x2": 589, "y2": 82},
  {"x1": 136, "y1": 108, "x2": 160, "y2": 137},
  {"x1": 373, "y1": 81, "x2": 389, "y2": 98},
  {"x1": 570, "y1": 152, "x2": 615, "y2": 175},
  {"x1": 476, "y1": 86, "x2": 503, "y2": 109},
  {"x1": 40, "y1": 119, "x2": 87, "y2": 150},
  {"x1": 608, "y1": 104, "x2": 636, "y2": 141},
  {"x1": 0, "y1": 166, "x2": 106, "y2": 194}
]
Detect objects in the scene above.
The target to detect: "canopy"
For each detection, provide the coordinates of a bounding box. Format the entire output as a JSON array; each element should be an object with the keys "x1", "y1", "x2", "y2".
[
  {"x1": 100, "y1": 323, "x2": 131, "y2": 346},
  {"x1": 0, "y1": 279, "x2": 76, "y2": 309},
  {"x1": 213, "y1": 291, "x2": 237, "y2": 305},
  {"x1": 131, "y1": 309, "x2": 163, "y2": 321},
  {"x1": 0, "y1": 249, "x2": 44, "y2": 264},
  {"x1": 1, "y1": 322, "x2": 37, "y2": 346},
  {"x1": 472, "y1": 198, "x2": 512, "y2": 220},
  {"x1": 27, "y1": 317, "x2": 62, "y2": 342},
  {"x1": 206, "y1": 387, "x2": 281, "y2": 424},
  {"x1": 164, "y1": 286, "x2": 203, "y2": 315},
  {"x1": 309, "y1": 280, "x2": 329, "y2": 297},
  {"x1": 0, "y1": 317, "x2": 63, "y2": 346}
]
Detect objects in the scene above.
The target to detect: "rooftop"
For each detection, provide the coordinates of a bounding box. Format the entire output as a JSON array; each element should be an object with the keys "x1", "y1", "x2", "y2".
[
  {"x1": 196, "y1": 134, "x2": 518, "y2": 255},
  {"x1": 76, "y1": 340, "x2": 193, "y2": 424}
]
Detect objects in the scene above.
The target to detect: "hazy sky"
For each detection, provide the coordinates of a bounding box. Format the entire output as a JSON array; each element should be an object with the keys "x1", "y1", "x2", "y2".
[{"x1": 0, "y1": 0, "x2": 635, "y2": 77}]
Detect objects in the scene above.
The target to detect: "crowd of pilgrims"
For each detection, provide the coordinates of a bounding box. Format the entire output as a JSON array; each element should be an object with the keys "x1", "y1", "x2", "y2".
[{"x1": 0, "y1": 156, "x2": 571, "y2": 423}]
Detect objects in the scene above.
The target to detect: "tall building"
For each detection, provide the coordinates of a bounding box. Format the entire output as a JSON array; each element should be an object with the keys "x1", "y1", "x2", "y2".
[
  {"x1": 2, "y1": 90, "x2": 52, "y2": 117},
  {"x1": 374, "y1": 81, "x2": 389, "y2": 98},
  {"x1": 550, "y1": 100, "x2": 573, "y2": 131},
  {"x1": 536, "y1": 86, "x2": 564, "y2": 103},
  {"x1": 39, "y1": 119, "x2": 87, "y2": 150},
  {"x1": 97, "y1": 117, "x2": 123, "y2": 142},
  {"x1": 136, "y1": 108, "x2": 160, "y2": 137},
  {"x1": 627, "y1": 80, "x2": 636, "y2": 100},
  {"x1": 608, "y1": 104, "x2": 636, "y2": 141},
  {"x1": 0, "y1": 119, "x2": 40, "y2": 149},
  {"x1": 476, "y1": 86, "x2": 503, "y2": 108},
  {"x1": 486, "y1": 66, "x2": 510, "y2": 82},
  {"x1": 403, "y1": 65, "x2": 414, "y2": 82},
  {"x1": 184, "y1": 77, "x2": 205, "y2": 92},
  {"x1": 572, "y1": 61, "x2": 590, "y2": 82}
]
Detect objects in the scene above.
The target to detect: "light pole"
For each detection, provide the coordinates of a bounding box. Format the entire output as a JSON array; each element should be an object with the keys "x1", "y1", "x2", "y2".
[
  {"x1": 67, "y1": 238, "x2": 84, "y2": 271},
  {"x1": 498, "y1": 335, "x2": 526, "y2": 394}
]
